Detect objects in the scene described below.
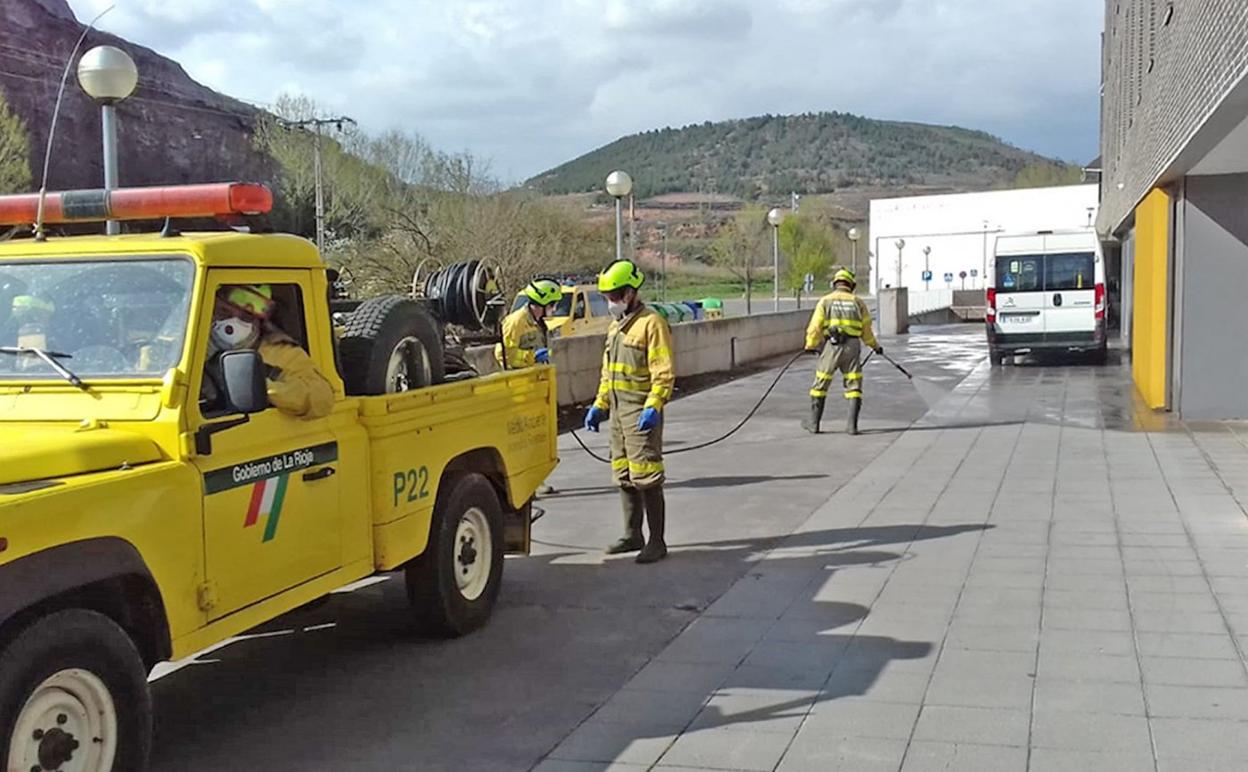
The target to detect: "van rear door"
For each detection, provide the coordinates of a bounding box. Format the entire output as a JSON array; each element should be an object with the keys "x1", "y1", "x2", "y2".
[
  {"x1": 995, "y1": 253, "x2": 1045, "y2": 338},
  {"x1": 1043, "y1": 250, "x2": 1097, "y2": 335}
]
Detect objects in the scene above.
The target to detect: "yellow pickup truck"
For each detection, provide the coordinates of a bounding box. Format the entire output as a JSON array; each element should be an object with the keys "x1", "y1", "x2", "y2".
[{"x1": 0, "y1": 183, "x2": 557, "y2": 771}]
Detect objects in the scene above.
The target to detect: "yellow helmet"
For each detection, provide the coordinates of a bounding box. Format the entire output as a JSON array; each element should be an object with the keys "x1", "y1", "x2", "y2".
[
  {"x1": 598, "y1": 260, "x2": 644, "y2": 292},
  {"x1": 218, "y1": 284, "x2": 275, "y2": 319},
  {"x1": 523, "y1": 279, "x2": 563, "y2": 306},
  {"x1": 833, "y1": 269, "x2": 856, "y2": 288}
]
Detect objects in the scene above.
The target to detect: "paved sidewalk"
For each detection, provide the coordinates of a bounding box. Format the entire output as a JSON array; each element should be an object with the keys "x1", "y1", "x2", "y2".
[{"x1": 538, "y1": 354, "x2": 1248, "y2": 771}]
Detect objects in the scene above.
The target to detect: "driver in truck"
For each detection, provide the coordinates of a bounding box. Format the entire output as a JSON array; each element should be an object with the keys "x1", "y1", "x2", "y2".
[{"x1": 204, "y1": 284, "x2": 335, "y2": 419}]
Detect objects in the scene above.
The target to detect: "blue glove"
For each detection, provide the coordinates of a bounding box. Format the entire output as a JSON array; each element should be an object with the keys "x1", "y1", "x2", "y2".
[
  {"x1": 637, "y1": 407, "x2": 660, "y2": 432},
  {"x1": 534, "y1": 348, "x2": 550, "y2": 364},
  {"x1": 584, "y1": 406, "x2": 606, "y2": 433}
]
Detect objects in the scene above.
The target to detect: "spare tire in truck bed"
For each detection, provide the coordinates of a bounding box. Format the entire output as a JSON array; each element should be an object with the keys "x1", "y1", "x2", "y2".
[{"x1": 339, "y1": 296, "x2": 446, "y2": 395}]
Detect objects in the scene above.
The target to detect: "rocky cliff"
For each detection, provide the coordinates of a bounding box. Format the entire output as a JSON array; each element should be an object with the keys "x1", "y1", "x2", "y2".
[{"x1": 0, "y1": 0, "x2": 272, "y2": 192}]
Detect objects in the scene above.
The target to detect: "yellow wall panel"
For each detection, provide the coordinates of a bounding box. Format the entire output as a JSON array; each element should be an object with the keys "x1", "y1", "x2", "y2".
[{"x1": 1132, "y1": 188, "x2": 1171, "y2": 409}]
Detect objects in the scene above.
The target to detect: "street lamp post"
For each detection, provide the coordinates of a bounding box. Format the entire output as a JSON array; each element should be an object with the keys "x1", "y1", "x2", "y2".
[
  {"x1": 981, "y1": 220, "x2": 989, "y2": 289},
  {"x1": 767, "y1": 208, "x2": 784, "y2": 312},
  {"x1": 894, "y1": 239, "x2": 906, "y2": 288},
  {"x1": 77, "y1": 45, "x2": 138, "y2": 235},
  {"x1": 656, "y1": 220, "x2": 668, "y2": 301},
  {"x1": 847, "y1": 227, "x2": 861, "y2": 281},
  {"x1": 605, "y1": 171, "x2": 633, "y2": 263},
  {"x1": 923, "y1": 245, "x2": 931, "y2": 290}
]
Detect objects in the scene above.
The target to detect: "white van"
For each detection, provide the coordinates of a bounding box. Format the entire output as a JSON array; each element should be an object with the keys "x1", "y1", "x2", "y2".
[{"x1": 986, "y1": 229, "x2": 1107, "y2": 365}]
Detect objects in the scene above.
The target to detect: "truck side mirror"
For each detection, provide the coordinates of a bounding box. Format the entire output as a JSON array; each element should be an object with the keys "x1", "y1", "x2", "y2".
[{"x1": 220, "y1": 349, "x2": 268, "y2": 414}]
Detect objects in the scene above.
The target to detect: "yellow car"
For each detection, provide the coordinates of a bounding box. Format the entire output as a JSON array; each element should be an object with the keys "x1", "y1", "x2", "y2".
[{"x1": 511, "y1": 283, "x2": 613, "y2": 339}]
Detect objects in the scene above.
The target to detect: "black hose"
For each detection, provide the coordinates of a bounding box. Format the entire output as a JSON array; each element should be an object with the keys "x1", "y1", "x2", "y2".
[
  {"x1": 424, "y1": 260, "x2": 498, "y2": 330},
  {"x1": 569, "y1": 349, "x2": 808, "y2": 464}
]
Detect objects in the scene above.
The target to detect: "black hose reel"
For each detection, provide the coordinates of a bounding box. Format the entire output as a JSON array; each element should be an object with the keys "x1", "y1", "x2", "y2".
[{"x1": 416, "y1": 260, "x2": 505, "y2": 332}]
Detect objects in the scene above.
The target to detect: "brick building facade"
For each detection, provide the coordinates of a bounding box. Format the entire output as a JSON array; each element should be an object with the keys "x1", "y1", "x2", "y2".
[{"x1": 1098, "y1": 0, "x2": 1248, "y2": 419}]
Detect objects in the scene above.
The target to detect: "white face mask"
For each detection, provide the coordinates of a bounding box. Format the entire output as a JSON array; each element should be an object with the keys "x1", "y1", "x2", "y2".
[
  {"x1": 211, "y1": 316, "x2": 259, "y2": 351},
  {"x1": 607, "y1": 300, "x2": 628, "y2": 319}
]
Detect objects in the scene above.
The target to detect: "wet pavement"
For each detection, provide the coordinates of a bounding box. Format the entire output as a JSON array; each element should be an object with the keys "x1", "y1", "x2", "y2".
[{"x1": 146, "y1": 324, "x2": 1248, "y2": 772}]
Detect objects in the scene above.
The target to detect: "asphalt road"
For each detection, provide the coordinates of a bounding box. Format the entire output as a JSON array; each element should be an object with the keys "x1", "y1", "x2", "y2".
[{"x1": 147, "y1": 325, "x2": 985, "y2": 772}]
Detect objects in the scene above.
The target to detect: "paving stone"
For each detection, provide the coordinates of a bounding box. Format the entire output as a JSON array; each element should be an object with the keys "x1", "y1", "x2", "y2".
[
  {"x1": 1033, "y1": 678, "x2": 1146, "y2": 715},
  {"x1": 549, "y1": 720, "x2": 679, "y2": 766},
  {"x1": 1135, "y1": 631, "x2": 1240, "y2": 660},
  {"x1": 1042, "y1": 607, "x2": 1133, "y2": 632},
  {"x1": 590, "y1": 689, "x2": 709, "y2": 732},
  {"x1": 821, "y1": 668, "x2": 931, "y2": 704},
  {"x1": 687, "y1": 693, "x2": 814, "y2": 734},
  {"x1": 1029, "y1": 748, "x2": 1157, "y2": 772},
  {"x1": 1145, "y1": 684, "x2": 1248, "y2": 719},
  {"x1": 1140, "y1": 656, "x2": 1248, "y2": 688},
  {"x1": 1131, "y1": 609, "x2": 1229, "y2": 635},
  {"x1": 776, "y1": 733, "x2": 907, "y2": 772},
  {"x1": 1129, "y1": 591, "x2": 1222, "y2": 614},
  {"x1": 534, "y1": 761, "x2": 649, "y2": 772},
  {"x1": 659, "y1": 725, "x2": 795, "y2": 771},
  {"x1": 802, "y1": 698, "x2": 920, "y2": 739},
  {"x1": 625, "y1": 661, "x2": 733, "y2": 694},
  {"x1": 1152, "y1": 717, "x2": 1248, "y2": 761},
  {"x1": 911, "y1": 705, "x2": 1029, "y2": 746},
  {"x1": 899, "y1": 741, "x2": 1027, "y2": 772},
  {"x1": 1039, "y1": 628, "x2": 1137, "y2": 657},
  {"x1": 944, "y1": 622, "x2": 1039, "y2": 653},
  {"x1": 1037, "y1": 651, "x2": 1140, "y2": 683},
  {"x1": 1032, "y1": 709, "x2": 1152, "y2": 751}
]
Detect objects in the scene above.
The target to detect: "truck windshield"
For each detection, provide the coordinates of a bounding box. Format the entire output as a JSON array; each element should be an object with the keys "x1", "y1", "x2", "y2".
[{"x1": 0, "y1": 257, "x2": 195, "y2": 381}]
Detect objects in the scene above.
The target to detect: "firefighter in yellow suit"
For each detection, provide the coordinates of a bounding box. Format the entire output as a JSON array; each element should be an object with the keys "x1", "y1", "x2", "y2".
[
  {"x1": 583, "y1": 260, "x2": 675, "y2": 564},
  {"x1": 494, "y1": 279, "x2": 563, "y2": 369},
  {"x1": 207, "y1": 284, "x2": 335, "y2": 419},
  {"x1": 802, "y1": 269, "x2": 882, "y2": 436}
]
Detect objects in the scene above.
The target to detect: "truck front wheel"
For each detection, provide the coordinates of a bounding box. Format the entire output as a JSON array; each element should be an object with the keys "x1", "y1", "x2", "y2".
[
  {"x1": 0, "y1": 610, "x2": 151, "y2": 772},
  {"x1": 405, "y1": 473, "x2": 504, "y2": 637}
]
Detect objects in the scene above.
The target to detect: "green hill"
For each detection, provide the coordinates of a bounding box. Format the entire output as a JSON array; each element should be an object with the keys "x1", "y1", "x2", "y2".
[{"x1": 525, "y1": 112, "x2": 1068, "y2": 199}]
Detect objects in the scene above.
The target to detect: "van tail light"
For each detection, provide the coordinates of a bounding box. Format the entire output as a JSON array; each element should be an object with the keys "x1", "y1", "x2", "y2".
[
  {"x1": 986, "y1": 288, "x2": 997, "y2": 324},
  {"x1": 1094, "y1": 283, "x2": 1105, "y2": 320}
]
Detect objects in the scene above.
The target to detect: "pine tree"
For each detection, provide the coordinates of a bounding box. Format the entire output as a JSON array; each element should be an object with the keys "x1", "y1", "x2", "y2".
[{"x1": 0, "y1": 87, "x2": 31, "y2": 194}]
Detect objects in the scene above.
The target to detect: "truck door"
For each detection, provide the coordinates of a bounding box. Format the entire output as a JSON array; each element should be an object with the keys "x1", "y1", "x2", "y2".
[
  {"x1": 1043, "y1": 251, "x2": 1098, "y2": 336},
  {"x1": 192, "y1": 271, "x2": 343, "y2": 619},
  {"x1": 994, "y1": 254, "x2": 1046, "y2": 339}
]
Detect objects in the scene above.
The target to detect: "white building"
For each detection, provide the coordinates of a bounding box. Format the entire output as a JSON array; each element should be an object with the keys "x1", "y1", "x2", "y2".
[{"x1": 867, "y1": 185, "x2": 1099, "y2": 295}]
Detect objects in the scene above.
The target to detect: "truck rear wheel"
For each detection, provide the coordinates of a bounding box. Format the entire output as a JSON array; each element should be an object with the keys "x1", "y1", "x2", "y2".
[
  {"x1": 405, "y1": 473, "x2": 504, "y2": 637},
  {"x1": 339, "y1": 296, "x2": 446, "y2": 395},
  {"x1": 0, "y1": 610, "x2": 151, "y2": 772}
]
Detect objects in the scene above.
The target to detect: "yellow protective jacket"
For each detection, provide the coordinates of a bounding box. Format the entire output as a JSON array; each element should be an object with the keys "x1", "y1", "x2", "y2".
[
  {"x1": 593, "y1": 306, "x2": 675, "y2": 412},
  {"x1": 494, "y1": 306, "x2": 547, "y2": 369},
  {"x1": 804, "y1": 289, "x2": 878, "y2": 351},
  {"x1": 260, "y1": 333, "x2": 335, "y2": 419}
]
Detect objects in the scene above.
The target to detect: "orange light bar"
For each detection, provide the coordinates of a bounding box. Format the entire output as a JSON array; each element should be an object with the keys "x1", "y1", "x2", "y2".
[{"x1": 0, "y1": 182, "x2": 273, "y2": 227}]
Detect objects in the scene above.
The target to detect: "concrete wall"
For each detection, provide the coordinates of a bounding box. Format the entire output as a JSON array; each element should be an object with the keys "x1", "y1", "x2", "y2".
[
  {"x1": 1176, "y1": 173, "x2": 1248, "y2": 419},
  {"x1": 466, "y1": 309, "x2": 811, "y2": 406}
]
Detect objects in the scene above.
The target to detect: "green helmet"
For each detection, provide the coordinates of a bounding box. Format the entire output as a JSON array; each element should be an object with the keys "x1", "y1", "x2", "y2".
[
  {"x1": 218, "y1": 284, "x2": 275, "y2": 319},
  {"x1": 598, "y1": 260, "x2": 644, "y2": 292},
  {"x1": 523, "y1": 279, "x2": 563, "y2": 307},
  {"x1": 833, "y1": 269, "x2": 856, "y2": 288}
]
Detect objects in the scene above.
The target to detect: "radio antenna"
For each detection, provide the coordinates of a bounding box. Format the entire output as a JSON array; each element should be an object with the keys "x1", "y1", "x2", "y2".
[{"x1": 33, "y1": 4, "x2": 115, "y2": 242}]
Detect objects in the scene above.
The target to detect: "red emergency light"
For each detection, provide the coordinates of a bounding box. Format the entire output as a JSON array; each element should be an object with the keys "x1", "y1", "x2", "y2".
[{"x1": 0, "y1": 182, "x2": 273, "y2": 228}]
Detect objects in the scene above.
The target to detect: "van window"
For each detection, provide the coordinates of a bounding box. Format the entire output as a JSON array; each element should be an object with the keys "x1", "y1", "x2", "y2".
[
  {"x1": 1045, "y1": 252, "x2": 1095, "y2": 291},
  {"x1": 997, "y1": 256, "x2": 1043, "y2": 292},
  {"x1": 588, "y1": 292, "x2": 609, "y2": 317}
]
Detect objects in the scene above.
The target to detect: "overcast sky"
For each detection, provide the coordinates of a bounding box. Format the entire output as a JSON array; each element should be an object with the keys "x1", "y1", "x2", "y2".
[{"x1": 68, "y1": 0, "x2": 1102, "y2": 182}]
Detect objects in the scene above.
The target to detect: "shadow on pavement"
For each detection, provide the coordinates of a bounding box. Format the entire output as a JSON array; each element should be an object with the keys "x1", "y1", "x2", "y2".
[{"x1": 147, "y1": 512, "x2": 986, "y2": 771}]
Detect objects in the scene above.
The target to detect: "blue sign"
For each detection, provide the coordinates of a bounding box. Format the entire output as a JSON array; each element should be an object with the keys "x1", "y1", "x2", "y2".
[
  {"x1": 921, "y1": 270, "x2": 933, "y2": 281},
  {"x1": 943, "y1": 272, "x2": 954, "y2": 283},
  {"x1": 970, "y1": 269, "x2": 979, "y2": 278}
]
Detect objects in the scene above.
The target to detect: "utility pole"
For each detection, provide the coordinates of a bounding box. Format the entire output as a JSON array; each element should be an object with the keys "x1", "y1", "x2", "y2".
[{"x1": 279, "y1": 114, "x2": 357, "y2": 253}]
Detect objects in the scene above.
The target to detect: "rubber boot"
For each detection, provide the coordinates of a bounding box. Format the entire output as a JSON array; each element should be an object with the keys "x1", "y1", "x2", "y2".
[
  {"x1": 636, "y1": 486, "x2": 668, "y2": 564},
  {"x1": 800, "y1": 397, "x2": 825, "y2": 434},
  {"x1": 606, "y1": 487, "x2": 645, "y2": 554},
  {"x1": 846, "y1": 397, "x2": 862, "y2": 436}
]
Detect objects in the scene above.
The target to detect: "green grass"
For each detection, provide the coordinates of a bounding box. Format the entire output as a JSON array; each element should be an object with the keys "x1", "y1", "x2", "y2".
[{"x1": 650, "y1": 278, "x2": 776, "y2": 301}]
